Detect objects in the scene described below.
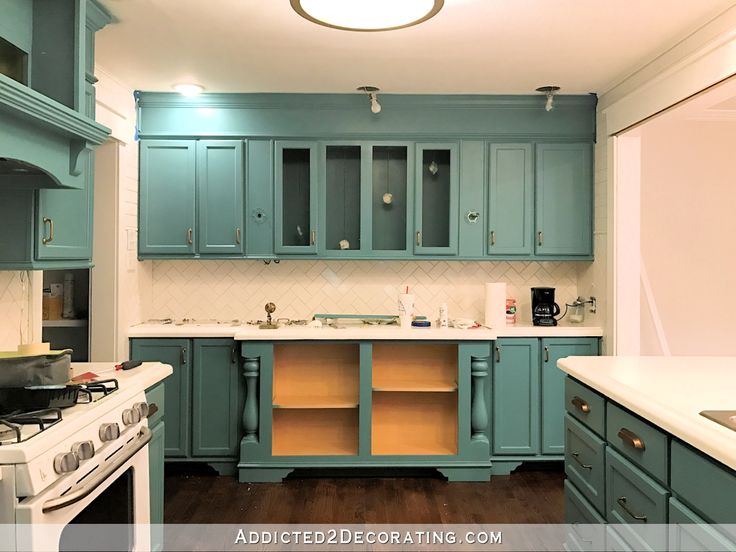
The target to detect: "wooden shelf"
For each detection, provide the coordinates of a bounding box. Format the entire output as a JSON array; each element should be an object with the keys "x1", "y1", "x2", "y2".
[
  {"x1": 42, "y1": 319, "x2": 88, "y2": 328},
  {"x1": 272, "y1": 408, "x2": 358, "y2": 457},
  {"x1": 371, "y1": 391, "x2": 458, "y2": 456},
  {"x1": 372, "y1": 343, "x2": 457, "y2": 391},
  {"x1": 273, "y1": 394, "x2": 358, "y2": 409}
]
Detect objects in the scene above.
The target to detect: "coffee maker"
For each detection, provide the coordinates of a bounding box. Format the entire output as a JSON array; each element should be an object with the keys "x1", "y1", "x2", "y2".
[{"x1": 531, "y1": 287, "x2": 560, "y2": 326}]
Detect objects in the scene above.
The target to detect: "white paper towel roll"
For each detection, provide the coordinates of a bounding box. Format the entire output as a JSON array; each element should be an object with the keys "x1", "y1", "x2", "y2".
[{"x1": 484, "y1": 282, "x2": 507, "y2": 328}]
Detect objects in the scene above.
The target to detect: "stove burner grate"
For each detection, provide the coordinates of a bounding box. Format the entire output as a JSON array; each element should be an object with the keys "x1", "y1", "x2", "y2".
[
  {"x1": 84, "y1": 378, "x2": 119, "y2": 397},
  {"x1": 0, "y1": 408, "x2": 62, "y2": 445}
]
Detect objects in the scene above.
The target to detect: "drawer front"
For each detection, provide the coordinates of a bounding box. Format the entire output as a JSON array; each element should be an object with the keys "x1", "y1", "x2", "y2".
[
  {"x1": 606, "y1": 449, "x2": 669, "y2": 551},
  {"x1": 606, "y1": 402, "x2": 668, "y2": 483},
  {"x1": 565, "y1": 377, "x2": 605, "y2": 437},
  {"x1": 565, "y1": 414, "x2": 605, "y2": 515},
  {"x1": 145, "y1": 382, "x2": 165, "y2": 428},
  {"x1": 669, "y1": 498, "x2": 736, "y2": 552},
  {"x1": 564, "y1": 480, "x2": 605, "y2": 552},
  {"x1": 671, "y1": 440, "x2": 736, "y2": 524}
]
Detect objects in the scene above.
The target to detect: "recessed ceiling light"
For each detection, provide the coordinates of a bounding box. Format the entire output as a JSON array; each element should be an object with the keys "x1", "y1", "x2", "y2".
[
  {"x1": 290, "y1": 0, "x2": 444, "y2": 32},
  {"x1": 173, "y1": 83, "x2": 204, "y2": 96}
]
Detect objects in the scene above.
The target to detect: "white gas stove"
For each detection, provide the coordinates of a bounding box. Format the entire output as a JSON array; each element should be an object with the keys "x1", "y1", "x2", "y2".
[{"x1": 0, "y1": 362, "x2": 171, "y2": 552}]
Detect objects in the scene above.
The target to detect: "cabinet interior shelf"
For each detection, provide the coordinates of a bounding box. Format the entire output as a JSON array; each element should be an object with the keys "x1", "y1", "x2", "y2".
[
  {"x1": 272, "y1": 395, "x2": 358, "y2": 409},
  {"x1": 372, "y1": 382, "x2": 457, "y2": 393},
  {"x1": 272, "y1": 408, "x2": 358, "y2": 457},
  {"x1": 42, "y1": 319, "x2": 88, "y2": 328}
]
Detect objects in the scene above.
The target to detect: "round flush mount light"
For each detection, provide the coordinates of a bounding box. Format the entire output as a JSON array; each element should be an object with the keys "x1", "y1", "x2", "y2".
[
  {"x1": 290, "y1": 0, "x2": 444, "y2": 32},
  {"x1": 173, "y1": 83, "x2": 204, "y2": 96}
]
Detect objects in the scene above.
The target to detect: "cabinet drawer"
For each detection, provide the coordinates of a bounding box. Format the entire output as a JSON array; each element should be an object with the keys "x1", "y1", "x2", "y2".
[
  {"x1": 145, "y1": 382, "x2": 165, "y2": 428},
  {"x1": 606, "y1": 402, "x2": 667, "y2": 483},
  {"x1": 564, "y1": 480, "x2": 605, "y2": 552},
  {"x1": 565, "y1": 414, "x2": 605, "y2": 515},
  {"x1": 669, "y1": 498, "x2": 736, "y2": 551},
  {"x1": 606, "y1": 449, "x2": 668, "y2": 551},
  {"x1": 671, "y1": 440, "x2": 736, "y2": 524},
  {"x1": 565, "y1": 377, "x2": 605, "y2": 436}
]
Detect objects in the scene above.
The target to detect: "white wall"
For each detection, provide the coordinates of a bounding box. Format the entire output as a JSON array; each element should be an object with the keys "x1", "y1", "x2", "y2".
[
  {"x1": 639, "y1": 118, "x2": 736, "y2": 355},
  {"x1": 0, "y1": 272, "x2": 31, "y2": 350}
]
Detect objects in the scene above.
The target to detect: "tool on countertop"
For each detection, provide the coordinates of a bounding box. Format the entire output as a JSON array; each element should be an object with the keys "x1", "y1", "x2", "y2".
[
  {"x1": 115, "y1": 360, "x2": 143, "y2": 371},
  {"x1": 259, "y1": 303, "x2": 279, "y2": 329}
]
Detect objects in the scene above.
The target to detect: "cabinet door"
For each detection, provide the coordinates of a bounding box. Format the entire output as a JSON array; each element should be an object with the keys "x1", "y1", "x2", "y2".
[
  {"x1": 130, "y1": 339, "x2": 191, "y2": 457},
  {"x1": 192, "y1": 339, "x2": 243, "y2": 457},
  {"x1": 321, "y1": 143, "x2": 366, "y2": 255},
  {"x1": 541, "y1": 338, "x2": 599, "y2": 454},
  {"x1": 487, "y1": 143, "x2": 533, "y2": 255},
  {"x1": 139, "y1": 141, "x2": 196, "y2": 255},
  {"x1": 492, "y1": 338, "x2": 540, "y2": 455},
  {"x1": 148, "y1": 420, "x2": 165, "y2": 550},
  {"x1": 535, "y1": 143, "x2": 592, "y2": 256},
  {"x1": 197, "y1": 140, "x2": 244, "y2": 255},
  {"x1": 414, "y1": 143, "x2": 459, "y2": 255},
  {"x1": 35, "y1": 157, "x2": 93, "y2": 260},
  {"x1": 371, "y1": 144, "x2": 412, "y2": 256},
  {"x1": 274, "y1": 141, "x2": 318, "y2": 254}
]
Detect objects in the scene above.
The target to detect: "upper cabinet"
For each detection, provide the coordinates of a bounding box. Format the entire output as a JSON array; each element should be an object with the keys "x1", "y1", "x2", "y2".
[
  {"x1": 321, "y1": 143, "x2": 365, "y2": 255},
  {"x1": 274, "y1": 141, "x2": 318, "y2": 255},
  {"x1": 535, "y1": 143, "x2": 593, "y2": 256},
  {"x1": 414, "y1": 143, "x2": 459, "y2": 256},
  {"x1": 371, "y1": 144, "x2": 412, "y2": 256}
]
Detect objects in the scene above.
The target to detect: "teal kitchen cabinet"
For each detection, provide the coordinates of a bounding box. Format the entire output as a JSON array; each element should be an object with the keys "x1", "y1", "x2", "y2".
[
  {"x1": 487, "y1": 143, "x2": 534, "y2": 256},
  {"x1": 492, "y1": 337, "x2": 600, "y2": 474},
  {"x1": 245, "y1": 140, "x2": 275, "y2": 258},
  {"x1": 149, "y1": 421, "x2": 164, "y2": 548},
  {"x1": 274, "y1": 141, "x2": 318, "y2": 254},
  {"x1": 197, "y1": 140, "x2": 244, "y2": 255},
  {"x1": 320, "y1": 143, "x2": 368, "y2": 255},
  {"x1": 492, "y1": 338, "x2": 540, "y2": 456},
  {"x1": 131, "y1": 339, "x2": 190, "y2": 457},
  {"x1": 414, "y1": 143, "x2": 459, "y2": 255},
  {"x1": 535, "y1": 143, "x2": 592, "y2": 256},
  {"x1": 371, "y1": 144, "x2": 413, "y2": 256},
  {"x1": 130, "y1": 338, "x2": 244, "y2": 474},
  {"x1": 139, "y1": 141, "x2": 197, "y2": 256},
  {"x1": 191, "y1": 339, "x2": 243, "y2": 457},
  {"x1": 540, "y1": 337, "x2": 599, "y2": 454}
]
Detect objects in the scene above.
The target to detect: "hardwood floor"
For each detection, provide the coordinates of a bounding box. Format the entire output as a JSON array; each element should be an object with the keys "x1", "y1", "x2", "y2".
[{"x1": 164, "y1": 463, "x2": 565, "y2": 524}]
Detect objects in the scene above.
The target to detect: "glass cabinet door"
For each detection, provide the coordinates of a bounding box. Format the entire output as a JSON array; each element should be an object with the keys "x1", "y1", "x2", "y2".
[
  {"x1": 323, "y1": 144, "x2": 364, "y2": 254},
  {"x1": 414, "y1": 143, "x2": 459, "y2": 255},
  {"x1": 372, "y1": 145, "x2": 411, "y2": 255},
  {"x1": 275, "y1": 141, "x2": 318, "y2": 254}
]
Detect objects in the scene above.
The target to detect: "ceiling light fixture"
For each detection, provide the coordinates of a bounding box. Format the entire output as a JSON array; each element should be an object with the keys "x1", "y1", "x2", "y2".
[
  {"x1": 173, "y1": 83, "x2": 204, "y2": 96},
  {"x1": 291, "y1": 0, "x2": 444, "y2": 32},
  {"x1": 536, "y1": 86, "x2": 560, "y2": 112},
  {"x1": 357, "y1": 86, "x2": 381, "y2": 114}
]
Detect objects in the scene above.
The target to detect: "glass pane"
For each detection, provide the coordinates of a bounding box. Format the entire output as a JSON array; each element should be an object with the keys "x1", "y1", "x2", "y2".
[
  {"x1": 421, "y1": 149, "x2": 451, "y2": 248},
  {"x1": 325, "y1": 146, "x2": 361, "y2": 251},
  {"x1": 372, "y1": 146, "x2": 407, "y2": 251},
  {"x1": 281, "y1": 148, "x2": 311, "y2": 247},
  {"x1": 0, "y1": 37, "x2": 27, "y2": 85}
]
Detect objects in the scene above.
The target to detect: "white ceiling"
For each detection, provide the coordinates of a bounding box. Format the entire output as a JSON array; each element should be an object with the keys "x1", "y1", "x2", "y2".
[{"x1": 96, "y1": 0, "x2": 736, "y2": 95}]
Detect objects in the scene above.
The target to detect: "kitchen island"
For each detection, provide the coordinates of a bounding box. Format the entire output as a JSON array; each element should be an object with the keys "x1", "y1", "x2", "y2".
[
  {"x1": 558, "y1": 356, "x2": 736, "y2": 551},
  {"x1": 130, "y1": 322, "x2": 601, "y2": 482}
]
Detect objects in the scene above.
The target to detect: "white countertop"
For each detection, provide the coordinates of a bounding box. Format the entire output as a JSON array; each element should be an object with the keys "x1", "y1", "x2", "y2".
[
  {"x1": 71, "y1": 361, "x2": 173, "y2": 391},
  {"x1": 558, "y1": 356, "x2": 736, "y2": 471},
  {"x1": 128, "y1": 322, "x2": 602, "y2": 340}
]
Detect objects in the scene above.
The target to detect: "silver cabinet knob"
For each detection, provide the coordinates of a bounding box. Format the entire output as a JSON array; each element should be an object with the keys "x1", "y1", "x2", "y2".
[
  {"x1": 121, "y1": 408, "x2": 141, "y2": 426},
  {"x1": 53, "y1": 452, "x2": 79, "y2": 474},
  {"x1": 133, "y1": 402, "x2": 149, "y2": 419},
  {"x1": 99, "y1": 422, "x2": 120, "y2": 442},
  {"x1": 71, "y1": 440, "x2": 95, "y2": 460}
]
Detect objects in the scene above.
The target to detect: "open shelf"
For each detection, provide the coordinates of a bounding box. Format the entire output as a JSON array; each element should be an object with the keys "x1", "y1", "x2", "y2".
[
  {"x1": 371, "y1": 391, "x2": 458, "y2": 456},
  {"x1": 42, "y1": 319, "x2": 88, "y2": 328},
  {"x1": 273, "y1": 343, "x2": 359, "y2": 409},
  {"x1": 272, "y1": 408, "x2": 358, "y2": 456},
  {"x1": 372, "y1": 343, "x2": 457, "y2": 392}
]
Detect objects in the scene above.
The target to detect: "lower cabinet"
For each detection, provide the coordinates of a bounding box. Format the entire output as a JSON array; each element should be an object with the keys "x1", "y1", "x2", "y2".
[
  {"x1": 145, "y1": 382, "x2": 165, "y2": 552},
  {"x1": 131, "y1": 338, "x2": 244, "y2": 475},
  {"x1": 491, "y1": 337, "x2": 599, "y2": 473}
]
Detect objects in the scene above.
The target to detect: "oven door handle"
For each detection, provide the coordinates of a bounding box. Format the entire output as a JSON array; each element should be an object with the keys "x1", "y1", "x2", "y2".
[{"x1": 42, "y1": 426, "x2": 151, "y2": 514}]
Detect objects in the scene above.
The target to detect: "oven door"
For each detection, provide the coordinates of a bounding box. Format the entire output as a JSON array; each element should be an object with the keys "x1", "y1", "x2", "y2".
[{"x1": 16, "y1": 427, "x2": 151, "y2": 552}]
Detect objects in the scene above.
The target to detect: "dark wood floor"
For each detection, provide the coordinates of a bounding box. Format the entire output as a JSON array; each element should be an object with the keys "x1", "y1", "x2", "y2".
[{"x1": 164, "y1": 463, "x2": 565, "y2": 524}]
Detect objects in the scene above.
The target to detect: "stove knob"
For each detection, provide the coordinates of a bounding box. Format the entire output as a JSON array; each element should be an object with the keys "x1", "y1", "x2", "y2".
[
  {"x1": 133, "y1": 402, "x2": 149, "y2": 418},
  {"x1": 99, "y1": 422, "x2": 120, "y2": 442},
  {"x1": 121, "y1": 408, "x2": 141, "y2": 426},
  {"x1": 71, "y1": 440, "x2": 95, "y2": 460},
  {"x1": 53, "y1": 452, "x2": 79, "y2": 474}
]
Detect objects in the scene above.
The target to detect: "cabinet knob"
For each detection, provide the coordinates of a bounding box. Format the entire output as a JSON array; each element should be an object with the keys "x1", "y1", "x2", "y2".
[
  {"x1": 571, "y1": 396, "x2": 590, "y2": 414},
  {"x1": 42, "y1": 217, "x2": 55, "y2": 245}
]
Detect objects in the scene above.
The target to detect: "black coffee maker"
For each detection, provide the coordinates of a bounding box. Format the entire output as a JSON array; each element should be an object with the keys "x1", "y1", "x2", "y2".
[{"x1": 531, "y1": 287, "x2": 560, "y2": 326}]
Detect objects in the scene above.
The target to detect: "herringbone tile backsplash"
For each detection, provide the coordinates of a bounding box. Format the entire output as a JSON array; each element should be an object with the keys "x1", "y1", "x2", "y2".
[
  {"x1": 0, "y1": 272, "x2": 28, "y2": 349},
  {"x1": 148, "y1": 260, "x2": 585, "y2": 324}
]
